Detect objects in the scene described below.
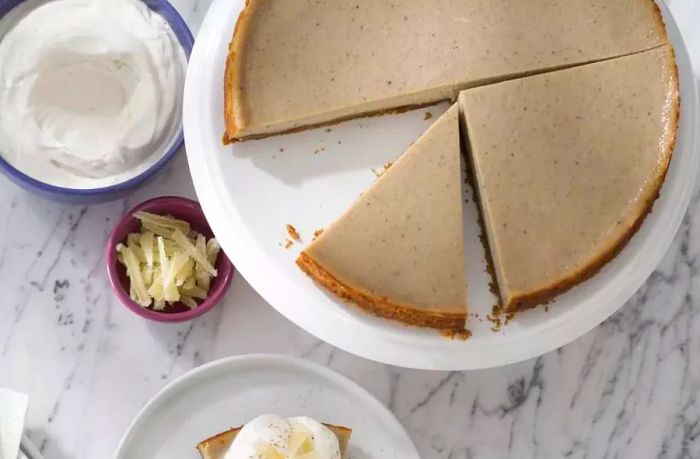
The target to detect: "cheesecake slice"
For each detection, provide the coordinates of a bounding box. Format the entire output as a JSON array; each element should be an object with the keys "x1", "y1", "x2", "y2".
[
  {"x1": 297, "y1": 105, "x2": 467, "y2": 329},
  {"x1": 459, "y1": 46, "x2": 679, "y2": 312},
  {"x1": 225, "y1": 0, "x2": 667, "y2": 141},
  {"x1": 197, "y1": 424, "x2": 352, "y2": 458}
]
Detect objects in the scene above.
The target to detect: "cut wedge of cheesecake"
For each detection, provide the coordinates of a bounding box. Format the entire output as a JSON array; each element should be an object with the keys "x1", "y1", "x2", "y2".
[
  {"x1": 196, "y1": 424, "x2": 352, "y2": 459},
  {"x1": 225, "y1": 0, "x2": 667, "y2": 141},
  {"x1": 297, "y1": 105, "x2": 467, "y2": 329},
  {"x1": 459, "y1": 46, "x2": 679, "y2": 312}
]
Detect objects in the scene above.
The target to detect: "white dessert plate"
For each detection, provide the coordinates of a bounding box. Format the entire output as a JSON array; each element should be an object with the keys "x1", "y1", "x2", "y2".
[
  {"x1": 115, "y1": 355, "x2": 419, "y2": 459},
  {"x1": 183, "y1": 0, "x2": 699, "y2": 370}
]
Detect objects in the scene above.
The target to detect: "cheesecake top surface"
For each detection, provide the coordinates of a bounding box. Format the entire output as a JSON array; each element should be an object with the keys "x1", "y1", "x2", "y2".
[
  {"x1": 302, "y1": 105, "x2": 466, "y2": 314},
  {"x1": 227, "y1": 0, "x2": 666, "y2": 138},
  {"x1": 460, "y1": 46, "x2": 679, "y2": 308}
]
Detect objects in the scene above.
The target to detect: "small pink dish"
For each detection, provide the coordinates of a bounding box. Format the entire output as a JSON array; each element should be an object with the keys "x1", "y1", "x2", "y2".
[{"x1": 105, "y1": 196, "x2": 235, "y2": 323}]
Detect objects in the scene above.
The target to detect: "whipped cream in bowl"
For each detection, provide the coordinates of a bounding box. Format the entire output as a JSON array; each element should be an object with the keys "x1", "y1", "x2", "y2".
[{"x1": 0, "y1": 0, "x2": 191, "y2": 202}]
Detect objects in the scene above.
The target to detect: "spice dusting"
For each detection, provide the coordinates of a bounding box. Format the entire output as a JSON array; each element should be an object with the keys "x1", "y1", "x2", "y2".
[
  {"x1": 313, "y1": 228, "x2": 325, "y2": 240},
  {"x1": 424, "y1": 111, "x2": 433, "y2": 120}
]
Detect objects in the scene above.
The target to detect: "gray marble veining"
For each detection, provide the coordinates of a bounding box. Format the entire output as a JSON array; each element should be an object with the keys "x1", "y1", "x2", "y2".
[{"x1": 0, "y1": 1, "x2": 699, "y2": 458}]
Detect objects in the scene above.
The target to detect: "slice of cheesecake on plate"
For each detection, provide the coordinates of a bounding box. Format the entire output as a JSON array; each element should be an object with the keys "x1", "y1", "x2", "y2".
[
  {"x1": 459, "y1": 46, "x2": 679, "y2": 312},
  {"x1": 297, "y1": 105, "x2": 467, "y2": 329},
  {"x1": 197, "y1": 424, "x2": 352, "y2": 459},
  {"x1": 224, "y1": 0, "x2": 667, "y2": 141}
]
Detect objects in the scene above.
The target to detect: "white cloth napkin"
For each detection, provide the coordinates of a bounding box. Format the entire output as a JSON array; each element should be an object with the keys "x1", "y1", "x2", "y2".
[{"x1": 0, "y1": 389, "x2": 28, "y2": 459}]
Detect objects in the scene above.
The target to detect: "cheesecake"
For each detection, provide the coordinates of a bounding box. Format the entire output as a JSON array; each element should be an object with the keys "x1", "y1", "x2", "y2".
[
  {"x1": 197, "y1": 423, "x2": 351, "y2": 458},
  {"x1": 459, "y1": 46, "x2": 679, "y2": 312},
  {"x1": 225, "y1": 0, "x2": 666, "y2": 142},
  {"x1": 297, "y1": 105, "x2": 467, "y2": 329}
]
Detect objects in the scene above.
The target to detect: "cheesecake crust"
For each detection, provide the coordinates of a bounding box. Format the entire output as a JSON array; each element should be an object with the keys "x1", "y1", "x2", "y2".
[
  {"x1": 297, "y1": 253, "x2": 466, "y2": 330},
  {"x1": 223, "y1": 0, "x2": 257, "y2": 143},
  {"x1": 224, "y1": 102, "x2": 433, "y2": 144}
]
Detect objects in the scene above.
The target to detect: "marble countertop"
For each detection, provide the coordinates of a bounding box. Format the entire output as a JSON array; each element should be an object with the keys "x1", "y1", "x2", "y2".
[{"x1": 0, "y1": 1, "x2": 698, "y2": 458}]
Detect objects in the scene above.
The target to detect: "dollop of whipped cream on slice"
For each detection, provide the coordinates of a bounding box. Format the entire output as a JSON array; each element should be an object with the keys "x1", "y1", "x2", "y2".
[{"x1": 224, "y1": 415, "x2": 341, "y2": 459}]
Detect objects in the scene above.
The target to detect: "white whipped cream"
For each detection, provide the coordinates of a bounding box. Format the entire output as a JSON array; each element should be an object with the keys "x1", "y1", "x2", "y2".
[
  {"x1": 225, "y1": 415, "x2": 342, "y2": 459},
  {"x1": 0, "y1": 0, "x2": 186, "y2": 189}
]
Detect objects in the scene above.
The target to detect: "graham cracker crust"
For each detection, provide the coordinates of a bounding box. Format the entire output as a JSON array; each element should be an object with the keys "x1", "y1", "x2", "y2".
[{"x1": 296, "y1": 252, "x2": 467, "y2": 330}]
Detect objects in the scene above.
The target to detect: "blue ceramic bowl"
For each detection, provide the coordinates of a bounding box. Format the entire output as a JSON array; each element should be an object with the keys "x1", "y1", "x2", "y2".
[{"x1": 0, "y1": 0, "x2": 194, "y2": 204}]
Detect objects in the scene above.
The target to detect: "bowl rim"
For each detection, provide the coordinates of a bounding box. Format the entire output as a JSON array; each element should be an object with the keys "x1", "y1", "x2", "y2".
[
  {"x1": 105, "y1": 196, "x2": 235, "y2": 323},
  {"x1": 0, "y1": 0, "x2": 195, "y2": 196}
]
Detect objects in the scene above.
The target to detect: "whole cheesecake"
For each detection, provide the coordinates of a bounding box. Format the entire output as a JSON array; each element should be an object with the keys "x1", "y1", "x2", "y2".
[
  {"x1": 297, "y1": 105, "x2": 467, "y2": 329},
  {"x1": 224, "y1": 0, "x2": 666, "y2": 142},
  {"x1": 459, "y1": 46, "x2": 679, "y2": 312}
]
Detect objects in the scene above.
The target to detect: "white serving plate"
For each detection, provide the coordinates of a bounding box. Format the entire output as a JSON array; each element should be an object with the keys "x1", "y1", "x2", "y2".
[
  {"x1": 183, "y1": 0, "x2": 699, "y2": 370},
  {"x1": 115, "y1": 355, "x2": 419, "y2": 459}
]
